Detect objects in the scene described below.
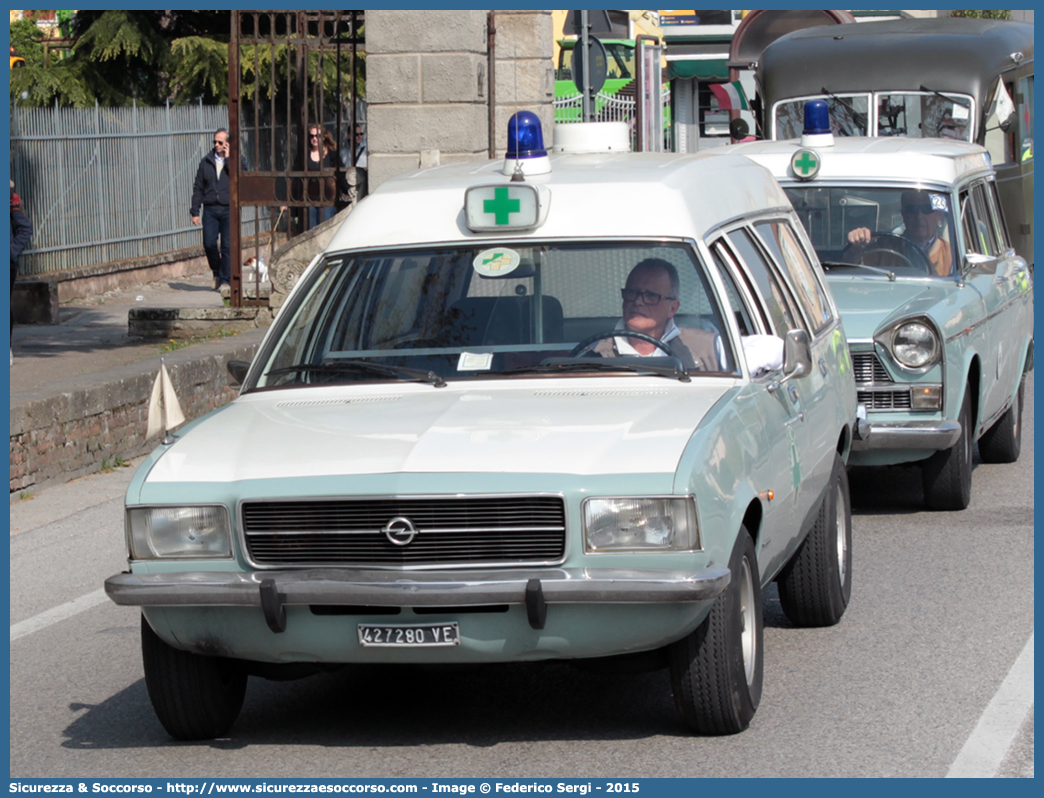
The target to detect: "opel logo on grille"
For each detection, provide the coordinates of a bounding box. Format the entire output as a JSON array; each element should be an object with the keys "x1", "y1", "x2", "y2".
[{"x1": 383, "y1": 516, "x2": 417, "y2": 547}]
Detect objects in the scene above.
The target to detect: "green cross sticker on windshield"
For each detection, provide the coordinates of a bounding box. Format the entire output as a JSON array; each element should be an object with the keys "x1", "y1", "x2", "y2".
[
  {"x1": 791, "y1": 149, "x2": 821, "y2": 181},
  {"x1": 483, "y1": 187, "x2": 521, "y2": 225}
]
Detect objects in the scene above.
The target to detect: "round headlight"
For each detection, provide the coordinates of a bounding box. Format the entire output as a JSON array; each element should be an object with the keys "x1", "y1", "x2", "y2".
[{"x1": 892, "y1": 322, "x2": 938, "y2": 368}]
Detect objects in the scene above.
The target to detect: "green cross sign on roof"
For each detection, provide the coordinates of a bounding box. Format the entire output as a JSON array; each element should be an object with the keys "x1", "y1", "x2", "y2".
[
  {"x1": 483, "y1": 187, "x2": 521, "y2": 225},
  {"x1": 792, "y1": 149, "x2": 820, "y2": 180}
]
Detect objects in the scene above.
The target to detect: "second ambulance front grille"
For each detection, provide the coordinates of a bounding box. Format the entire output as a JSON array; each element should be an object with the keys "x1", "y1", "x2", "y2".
[
  {"x1": 241, "y1": 496, "x2": 566, "y2": 567},
  {"x1": 853, "y1": 353, "x2": 891, "y2": 384}
]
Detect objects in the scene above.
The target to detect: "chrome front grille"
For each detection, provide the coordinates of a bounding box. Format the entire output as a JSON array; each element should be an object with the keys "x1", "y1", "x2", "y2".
[
  {"x1": 858, "y1": 389, "x2": 913, "y2": 411},
  {"x1": 853, "y1": 352, "x2": 891, "y2": 384},
  {"x1": 242, "y1": 496, "x2": 566, "y2": 567}
]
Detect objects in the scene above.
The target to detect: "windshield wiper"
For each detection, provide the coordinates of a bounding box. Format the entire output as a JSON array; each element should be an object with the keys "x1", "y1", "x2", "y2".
[
  {"x1": 504, "y1": 358, "x2": 691, "y2": 383},
  {"x1": 820, "y1": 87, "x2": 867, "y2": 133},
  {"x1": 266, "y1": 360, "x2": 447, "y2": 387},
  {"x1": 919, "y1": 85, "x2": 971, "y2": 109},
  {"x1": 820, "y1": 261, "x2": 896, "y2": 282}
]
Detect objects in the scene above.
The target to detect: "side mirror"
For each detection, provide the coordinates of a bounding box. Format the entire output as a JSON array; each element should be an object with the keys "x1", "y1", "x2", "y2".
[
  {"x1": 964, "y1": 251, "x2": 995, "y2": 275},
  {"x1": 227, "y1": 359, "x2": 251, "y2": 385},
  {"x1": 767, "y1": 329, "x2": 811, "y2": 392},
  {"x1": 782, "y1": 329, "x2": 812, "y2": 379}
]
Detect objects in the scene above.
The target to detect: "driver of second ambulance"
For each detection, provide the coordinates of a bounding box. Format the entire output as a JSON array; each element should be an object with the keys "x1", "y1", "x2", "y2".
[
  {"x1": 846, "y1": 190, "x2": 953, "y2": 276},
  {"x1": 593, "y1": 258, "x2": 724, "y2": 370}
]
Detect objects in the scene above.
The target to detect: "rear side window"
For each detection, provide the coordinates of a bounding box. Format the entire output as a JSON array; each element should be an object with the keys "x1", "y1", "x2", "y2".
[
  {"x1": 710, "y1": 242, "x2": 761, "y2": 337},
  {"x1": 960, "y1": 183, "x2": 1003, "y2": 257},
  {"x1": 983, "y1": 182, "x2": 1011, "y2": 253},
  {"x1": 726, "y1": 227, "x2": 804, "y2": 339},
  {"x1": 754, "y1": 220, "x2": 833, "y2": 333}
]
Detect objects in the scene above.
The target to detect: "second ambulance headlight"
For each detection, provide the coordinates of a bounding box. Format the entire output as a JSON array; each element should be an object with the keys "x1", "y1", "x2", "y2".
[
  {"x1": 583, "y1": 497, "x2": 700, "y2": 552},
  {"x1": 127, "y1": 506, "x2": 233, "y2": 559},
  {"x1": 891, "y1": 321, "x2": 939, "y2": 369}
]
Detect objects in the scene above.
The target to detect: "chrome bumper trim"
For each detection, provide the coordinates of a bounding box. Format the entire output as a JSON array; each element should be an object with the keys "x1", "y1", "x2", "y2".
[
  {"x1": 850, "y1": 420, "x2": 961, "y2": 451},
  {"x1": 105, "y1": 566, "x2": 731, "y2": 607}
]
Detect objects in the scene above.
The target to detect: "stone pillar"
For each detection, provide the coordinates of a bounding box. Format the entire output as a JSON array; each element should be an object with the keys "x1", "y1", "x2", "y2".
[
  {"x1": 366, "y1": 10, "x2": 554, "y2": 190},
  {"x1": 490, "y1": 10, "x2": 555, "y2": 159}
]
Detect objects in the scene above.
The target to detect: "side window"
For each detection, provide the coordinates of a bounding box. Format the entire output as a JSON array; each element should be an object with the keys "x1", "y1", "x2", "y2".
[
  {"x1": 754, "y1": 220, "x2": 833, "y2": 333},
  {"x1": 710, "y1": 241, "x2": 761, "y2": 337},
  {"x1": 971, "y1": 184, "x2": 1001, "y2": 256},
  {"x1": 726, "y1": 227, "x2": 804, "y2": 338},
  {"x1": 960, "y1": 186, "x2": 998, "y2": 257},
  {"x1": 983, "y1": 181, "x2": 1011, "y2": 253}
]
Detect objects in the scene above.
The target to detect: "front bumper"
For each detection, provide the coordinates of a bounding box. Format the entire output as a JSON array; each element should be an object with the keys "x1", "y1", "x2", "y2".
[
  {"x1": 850, "y1": 419, "x2": 961, "y2": 451},
  {"x1": 106, "y1": 566, "x2": 730, "y2": 632}
]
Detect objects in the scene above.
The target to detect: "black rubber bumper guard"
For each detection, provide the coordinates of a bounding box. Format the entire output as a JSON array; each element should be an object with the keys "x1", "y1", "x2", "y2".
[{"x1": 259, "y1": 576, "x2": 548, "y2": 634}]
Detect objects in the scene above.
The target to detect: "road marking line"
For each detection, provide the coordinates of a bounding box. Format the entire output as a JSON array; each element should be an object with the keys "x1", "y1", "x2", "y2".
[
  {"x1": 946, "y1": 632, "x2": 1034, "y2": 778},
  {"x1": 10, "y1": 589, "x2": 111, "y2": 642}
]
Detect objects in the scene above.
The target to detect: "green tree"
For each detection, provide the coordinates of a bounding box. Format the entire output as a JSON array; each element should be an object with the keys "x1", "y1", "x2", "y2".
[
  {"x1": 10, "y1": 10, "x2": 232, "y2": 107},
  {"x1": 11, "y1": 10, "x2": 365, "y2": 109},
  {"x1": 950, "y1": 10, "x2": 1013, "y2": 19},
  {"x1": 9, "y1": 18, "x2": 44, "y2": 68}
]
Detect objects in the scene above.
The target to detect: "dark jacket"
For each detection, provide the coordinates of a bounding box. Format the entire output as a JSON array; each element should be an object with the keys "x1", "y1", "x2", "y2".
[
  {"x1": 190, "y1": 150, "x2": 245, "y2": 216},
  {"x1": 11, "y1": 206, "x2": 32, "y2": 273}
]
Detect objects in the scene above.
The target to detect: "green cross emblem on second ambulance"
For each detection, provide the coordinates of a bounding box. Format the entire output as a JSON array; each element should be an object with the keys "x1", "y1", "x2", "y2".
[
  {"x1": 791, "y1": 149, "x2": 821, "y2": 181},
  {"x1": 484, "y1": 187, "x2": 521, "y2": 225}
]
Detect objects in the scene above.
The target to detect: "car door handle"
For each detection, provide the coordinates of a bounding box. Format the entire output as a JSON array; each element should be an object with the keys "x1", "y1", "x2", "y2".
[
  {"x1": 787, "y1": 383, "x2": 805, "y2": 419},
  {"x1": 818, "y1": 357, "x2": 828, "y2": 377}
]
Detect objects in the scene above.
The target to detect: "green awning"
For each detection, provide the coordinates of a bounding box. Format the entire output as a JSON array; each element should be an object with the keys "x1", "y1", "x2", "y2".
[{"x1": 667, "y1": 58, "x2": 729, "y2": 82}]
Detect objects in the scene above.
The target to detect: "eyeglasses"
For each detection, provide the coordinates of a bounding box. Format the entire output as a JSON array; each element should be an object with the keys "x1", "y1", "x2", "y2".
[
  {"x1": 902, "y1": 204, "x2": 936, "y2": 215},
  {"x1": 621, "y1": 288, "x2": 676, "y2": 305},
  {"x1": 309, "y1": 133, "x2": 320, "y2": 139},
  {"x1": 213, "y1": 140, "x2": 226, "y2": 145}
]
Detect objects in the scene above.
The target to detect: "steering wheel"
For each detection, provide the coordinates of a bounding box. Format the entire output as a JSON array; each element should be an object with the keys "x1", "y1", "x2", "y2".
[
  {"x1": 841, "y1": 233, "x2": 932, "y2": 274},
  {"x1": 569, "y1": 330, "x2": 678, "y2": 359}
]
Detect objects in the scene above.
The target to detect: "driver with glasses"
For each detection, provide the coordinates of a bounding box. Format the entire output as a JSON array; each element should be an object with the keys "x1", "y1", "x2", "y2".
[
  {"x1": 593, "y1": 258, "x2": 724, "y2": 370},
  {"x1": 846, "y1": 190, "x2": 954, "y2": 276}
]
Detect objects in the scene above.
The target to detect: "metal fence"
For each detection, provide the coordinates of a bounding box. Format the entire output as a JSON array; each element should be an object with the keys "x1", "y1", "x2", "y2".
[
  {"x1": 10, "y1": 101, "x2": 265, "y2": 278},
  {"x1": 552, "y1": 88, "x2": 673, "y2": 151}
]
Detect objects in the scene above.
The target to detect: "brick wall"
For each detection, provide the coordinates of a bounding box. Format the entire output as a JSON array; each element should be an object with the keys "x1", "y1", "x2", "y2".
[{"x1": 9, "y1": 338, "x2": 262, "y2": 493}]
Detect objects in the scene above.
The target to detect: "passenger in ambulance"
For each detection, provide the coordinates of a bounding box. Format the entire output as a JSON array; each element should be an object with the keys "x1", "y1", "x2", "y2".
[{"x1": 593, "y1": 259, "x2": 724, "y2": 370}]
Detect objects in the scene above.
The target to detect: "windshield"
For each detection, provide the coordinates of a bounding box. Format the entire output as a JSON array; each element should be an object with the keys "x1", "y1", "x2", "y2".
[
  {"x1": 559, "y1": 42, "x2": 636, "y2": 82},
  {"x1": 775, "y1": 95, "x2": 870, "y2": 139},
  {"x1": 774, "y1": 92, "x2": 974, "y2": 141},
  {"x1": 876, "y1": 92, "x2": 973, "y2": 140},
  {"x1": 252, "y1": 242, "x2": 737, "y2": 389},
  {"x1": 783, "y1": 186, "x2": 958, "y2": 278}
]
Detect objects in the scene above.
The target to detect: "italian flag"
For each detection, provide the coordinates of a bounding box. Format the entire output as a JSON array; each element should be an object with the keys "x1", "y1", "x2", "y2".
[{"x1": 710, "y1": 81, "x2": 749, "y2": 111}]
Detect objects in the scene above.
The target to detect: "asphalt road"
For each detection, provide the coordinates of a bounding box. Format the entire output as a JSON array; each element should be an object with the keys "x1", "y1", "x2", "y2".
[{"x1": 9, "y1": 374, "x2": 1033, "y2": 779}]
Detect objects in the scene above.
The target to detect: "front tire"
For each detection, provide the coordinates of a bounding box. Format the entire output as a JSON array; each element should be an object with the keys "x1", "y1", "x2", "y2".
[
  {"x1": 141, "y1": 615, "x2": 247, "y2": 741},
  {"x1": 922, "y1": 389, "x2": 973, "y2": 510},
  {"x1": 668, "y1": 529, "x2": 763, "y2": 735},
  {"x1": 777, "y1": 452, "x2": 852, "y2": 627},
  {"x1": 977, "y1": 377, "x2": 1023, "y2": 464}
]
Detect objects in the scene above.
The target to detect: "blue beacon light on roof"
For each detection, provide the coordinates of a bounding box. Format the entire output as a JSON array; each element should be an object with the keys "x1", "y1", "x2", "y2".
[
  {"x1": 801, "y1": 99, "x2": 835, "y2": 148},
  {"x1": 503, "y1": 111, "x2": 552, "y2": 177},
  {"x1": 507, "y1": 111, "x2": 547, "y2": 159}
]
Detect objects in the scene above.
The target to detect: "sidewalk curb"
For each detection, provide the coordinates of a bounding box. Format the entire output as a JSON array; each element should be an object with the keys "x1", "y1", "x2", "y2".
[{"x1": 10, "y1": 328, "x2": 268, "y2": 495}]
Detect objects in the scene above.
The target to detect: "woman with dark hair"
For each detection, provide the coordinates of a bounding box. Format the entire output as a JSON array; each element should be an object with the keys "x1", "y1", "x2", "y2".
[{"x1": 304, "y1": 124, "x2": 340, "y2": 228}]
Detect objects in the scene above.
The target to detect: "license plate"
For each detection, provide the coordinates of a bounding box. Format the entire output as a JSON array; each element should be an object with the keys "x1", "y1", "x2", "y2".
[{"x1": 357, "y1": 623, "x2": 460, "y2": 647}]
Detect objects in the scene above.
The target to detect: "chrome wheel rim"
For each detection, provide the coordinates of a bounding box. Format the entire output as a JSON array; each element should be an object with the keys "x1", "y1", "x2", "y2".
[
  {"x1": 1012, "y1": 387, "x2": 1021, "y2": 438},
  {"x1": 835, "y1": 482, "x2": 847, "y2": 582},
  {"x1": 739, "y1": 558, "x2": 757, "y2": 686}
]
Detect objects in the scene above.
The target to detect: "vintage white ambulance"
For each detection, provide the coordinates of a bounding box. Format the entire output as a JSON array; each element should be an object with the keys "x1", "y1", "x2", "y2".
[{"x1": 107, "y1": 114, "x2": 857, "y2": 740}]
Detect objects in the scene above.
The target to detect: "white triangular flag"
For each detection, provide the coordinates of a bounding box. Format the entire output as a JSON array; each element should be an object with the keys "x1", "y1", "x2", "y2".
[{"x1": 147, "y1": 363, "x2": 186, "y2": 440}]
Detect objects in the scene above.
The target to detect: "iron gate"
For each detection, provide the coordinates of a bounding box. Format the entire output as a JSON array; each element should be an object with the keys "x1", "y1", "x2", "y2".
[{"x1": 229, "y1": 10, "x2": 364, "y2": 306}]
